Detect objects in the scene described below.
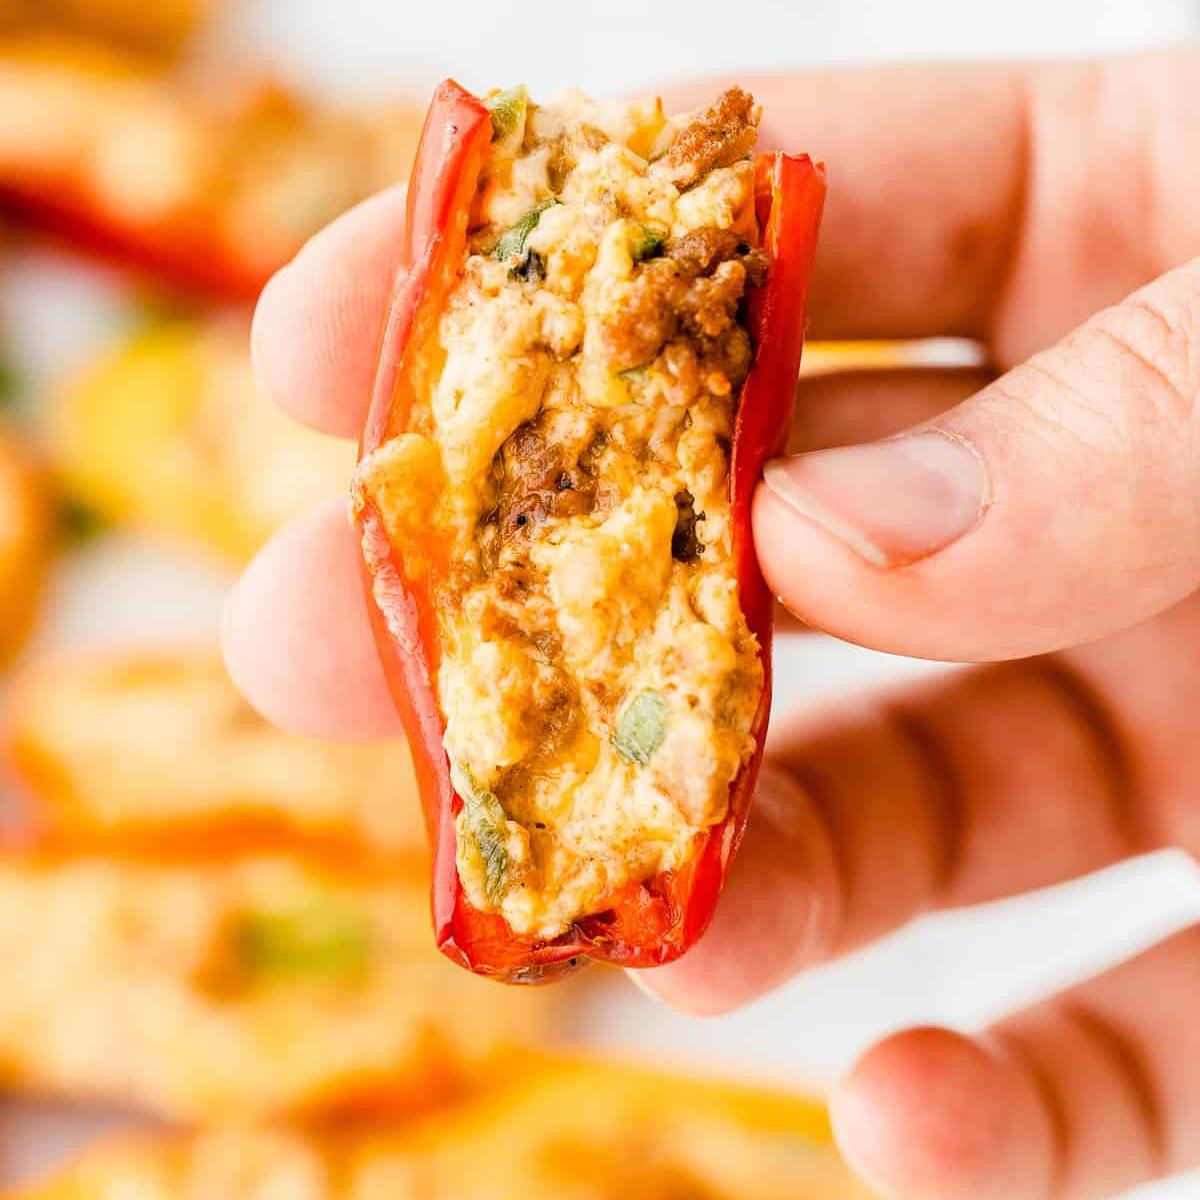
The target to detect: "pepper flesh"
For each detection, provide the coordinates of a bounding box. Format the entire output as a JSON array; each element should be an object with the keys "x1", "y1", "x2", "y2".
[{"x1": 358, "y1": 80, "x2": 826, "y2": 982}]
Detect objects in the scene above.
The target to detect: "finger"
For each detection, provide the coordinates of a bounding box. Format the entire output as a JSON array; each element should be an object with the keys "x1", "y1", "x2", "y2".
[
  {"x1": 222, "y1": 499, "x2": 402, "y2": 740},
  {"x1": 664, "y1": 47, "x2": 1200, "y2": 355},
  {"x1": 758, "y1": 258, "x2": 1200, "y2": 662},
  {"x1": 248, "y1": 51, "x2": 1200, "y2": 442},
  {"x1": 217, "y1": 369, "x2": 982, "y2": 731},
  {"x1": 833, "y1": 925, "x2": 1200, "y2": 1200},
  {"x1": 790, "y1": 367, "x2": 992, "y2": 453},
  {"x1": 251, "y1": 185, "x2": 408, "y2": 439},
  {"x1": 641, "y1": 593, "x2": 1200, "y2": 1014},
  {"x1": 215, "y1": 364, "x2": 985, "y2": 730},
  {"x1": 770, "y1": 363, "x2": 989, "y2": 633}
]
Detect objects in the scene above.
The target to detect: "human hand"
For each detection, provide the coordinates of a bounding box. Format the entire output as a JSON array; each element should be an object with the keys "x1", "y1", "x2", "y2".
[{"x1": 224, "y1": 49, "x2": 1200, "y2": 1200}]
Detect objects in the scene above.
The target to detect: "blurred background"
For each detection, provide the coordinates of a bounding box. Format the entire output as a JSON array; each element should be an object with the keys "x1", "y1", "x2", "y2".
[{"x1": 0, "y1": 1, "x2": 1197, "y2": 1198}]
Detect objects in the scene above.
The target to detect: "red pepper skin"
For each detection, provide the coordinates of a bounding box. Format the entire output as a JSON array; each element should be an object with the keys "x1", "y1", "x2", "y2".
[
  {"x1": 358, "y1": 81, "x2": 826, "y2": 982},
  {"x1": 0, "y1": 182, "x2": 270, "y2": 300}
]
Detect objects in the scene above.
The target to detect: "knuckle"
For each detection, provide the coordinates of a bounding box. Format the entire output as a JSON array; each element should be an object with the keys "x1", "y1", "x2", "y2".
[
  {"x1": 987, "y1": 261, "x2": 1200, "y2": 468},
  {"x1": 1089, "y1": 262, "x2": 1200, "y2": 429}
]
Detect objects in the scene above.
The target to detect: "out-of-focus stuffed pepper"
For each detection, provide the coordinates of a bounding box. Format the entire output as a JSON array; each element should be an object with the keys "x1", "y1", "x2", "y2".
[
  {"x1": 0, "y1": 426, "x2": 53, "y2": 667},
  {"x1": 0, "y1": 852, "x2": 557, "y2": 1123},
  {"x1": 50, "y1": 316, "x2": 354, "y2": 564},
  {"x1": 5, "y1": 649, "x2": 425, "y2": 863},
  {"x1": 0, "y1": 0, "x2": 219, "y2": 58},
  {"x1": 354, "y1": 82, "x2": 824, "y2": 978},
  {"x1": 0, "y1": 34, "x2": 422, "y2": 297},
  {"x1": 12, "y1": 1056, "x2": 878, "y2": 1199}
]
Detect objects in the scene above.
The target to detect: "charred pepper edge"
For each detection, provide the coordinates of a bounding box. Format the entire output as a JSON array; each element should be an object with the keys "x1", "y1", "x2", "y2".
[{"x1": 357, "y1": 80, "x2": 826, "y2": 983}]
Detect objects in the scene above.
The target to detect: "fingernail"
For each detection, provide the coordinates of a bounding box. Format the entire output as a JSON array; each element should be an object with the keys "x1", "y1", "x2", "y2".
[{"x1": 763, "y1": 430, "x2": 990, "y2": 569}]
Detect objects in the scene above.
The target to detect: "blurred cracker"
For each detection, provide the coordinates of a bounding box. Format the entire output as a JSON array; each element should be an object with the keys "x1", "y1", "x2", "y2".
[
  {"x1": 4, "y1": 647, "x2": 426, "y2": 865},
  {"x1": 0, "y1": 851, "x2": 560, "y2": 1124},
  {"x1": 10, "y1": 1055, "x2": 877, "y2": 1198}
]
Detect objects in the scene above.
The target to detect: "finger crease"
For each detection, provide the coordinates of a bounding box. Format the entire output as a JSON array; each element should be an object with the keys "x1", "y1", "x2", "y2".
[
  {"x1": 1058, "y1": 1000, "x2": 1169, "y2": 1177},
  {"x1": 759, "y1": 758, "x2": 851, "y2": 962},
  {"x1": 879, "y1": 703, "x2": 965, "y2": 896},
  {"x1": 982, "y1": 67, "x2": 1036, "y2": 353},
  {"x1": 1029, "y1": 657, "x2": 1154, "y2": 855},
  {"x1": 991, "y1": 1026, "x2": 1071, "y2": 1196},
  {"x1": 1091, "y1": 322, "x2": 1197, "y2": 428}
]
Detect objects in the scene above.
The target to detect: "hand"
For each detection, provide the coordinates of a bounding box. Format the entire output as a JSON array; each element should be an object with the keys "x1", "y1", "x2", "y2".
[{"x1": 224, "y1": 49, "x2": 1200, "y2": 1200}]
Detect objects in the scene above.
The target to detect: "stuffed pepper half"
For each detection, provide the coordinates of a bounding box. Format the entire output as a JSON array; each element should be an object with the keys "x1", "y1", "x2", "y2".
[{"x1": 354, "y1": 80, "x2": 825, "y2": 980}]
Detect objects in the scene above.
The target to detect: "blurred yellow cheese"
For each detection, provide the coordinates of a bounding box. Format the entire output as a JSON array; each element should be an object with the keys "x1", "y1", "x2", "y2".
[
  {"x1": 800, "y1": 340, "x2": 906, "y2": 373},
  {"x1": 0, "y1": 422, "x2": 53, "y2": 672},
  {"x1": 800, "y1": 338, "x2": 984, "y2": 374},
  {"x1": 6, "y1": 648, "x2": 426, "y2": 863},
  {"x1": 0, "y1": 426, "x2": 53, "y2": 667},
  {"x1": 0, "y1": 0, "x2": 218, "y2": 57},
  {"x1": 0, "y1": 853, "x2": 556, "y2": 1122},
  {"x1": 14, "y1": 1056, "x2": 878, "y2": 1199},
  {"x1": 51, "y1": 318, "x2": 355, "y2": 564}
]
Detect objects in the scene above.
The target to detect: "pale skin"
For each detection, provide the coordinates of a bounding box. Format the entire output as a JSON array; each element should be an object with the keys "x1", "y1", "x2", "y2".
[{"x1": 224, "y1": 49, "x2": 1200, "y2": 1200}]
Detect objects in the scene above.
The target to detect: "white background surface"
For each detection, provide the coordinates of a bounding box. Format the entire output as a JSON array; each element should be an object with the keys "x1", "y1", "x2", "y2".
[{"x1": 4, "y1": 1, "x2": 1200, "y2": 1196}]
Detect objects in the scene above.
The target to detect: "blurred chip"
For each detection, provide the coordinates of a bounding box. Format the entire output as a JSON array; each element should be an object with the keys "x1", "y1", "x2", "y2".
[
  {"x1": 6, "y1": 648, "x2": 426, "y2": 862},
  {"x1": 50, "y1": 317, "x2": 353, "y2": 564},
  {"x1": 14, "y1": 1057, "x2": 878, "y2": 1198},
  {"x1": 0, "y1": 34, "x2": 422, "y2": 297},
  {"x1": 0, "y1": 853, "x2": 557, "y2": 1122}
]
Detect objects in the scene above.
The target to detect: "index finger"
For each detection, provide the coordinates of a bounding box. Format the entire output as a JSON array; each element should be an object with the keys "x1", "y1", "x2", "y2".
[
  {"x1": 252, "y1": 49, "x2": 1200, "y2": 437},
  {"x1": 666, "y1": 45, "x2": 1200, "y2": 356}
]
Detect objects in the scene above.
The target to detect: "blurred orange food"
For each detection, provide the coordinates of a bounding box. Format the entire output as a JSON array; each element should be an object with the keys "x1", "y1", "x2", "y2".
[
  {"x1": 0, "y1": 0, "x2": 218, "y2": 57},
  {"x1": 0, "y1": 34, "x2": 422, "y2": 297},
  {"x1": 0, "y1": 426, "x2": 53, "y2": 667},
  {"x1": 12, "y1": 1055, "x2": 877, "y2": 1199},
  {"x1": 51, "y1": 317, "x2": 354, "y2": 564},
  {"x1": 6, "y1": 648, "x2": 426, "y2": 863},
  {"x1": 0, "y1": 852, "x2": 555, "y2": 1123}
]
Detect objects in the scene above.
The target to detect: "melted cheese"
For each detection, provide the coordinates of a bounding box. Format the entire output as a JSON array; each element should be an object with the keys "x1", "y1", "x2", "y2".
[
  {"x1": 0, "y1": 856, "x2": 551, "y2": 1120},
  {"x1": 356, "y1": 89, "x2": 765, "y2": 938},
  {"x1": 7, "y1": 650, "x2": 425, "y2": 858},
  {"x1": 19, "y1": 1065, "x2": 878, "y2": 1200}
]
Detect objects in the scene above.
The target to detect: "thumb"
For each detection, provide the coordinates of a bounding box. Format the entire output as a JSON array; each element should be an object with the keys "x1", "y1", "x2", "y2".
[{"x1": 759, "y1": 258, "x2": 1200, "y2": 660}]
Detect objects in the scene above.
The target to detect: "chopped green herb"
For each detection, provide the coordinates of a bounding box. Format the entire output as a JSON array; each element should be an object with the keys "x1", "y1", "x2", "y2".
[
  {"x1": 58, "y1": 494, "x2": 110, "y2": 545},
  {"x1": 0, "y1": 358, "x2": 22, "y2": 413},
  {"x1": 631, "y1": 224, "x2": 663, "y2": 261},
  {"x1": 493, "y1": 200, "x2": 558, "y2": 269},
  {"x1": 613, "y1": 689, "x2": 669, "y2": 767},
  {"x1": 486, "y1": 86, "x2": 528, "y2": 142},
  {"x1": 451, "y1": 760, "x2": 510, "y2": 904},
  {"x1": 232, "y1": 896, "x2": 372, "y2": 984},
  {"x1": 515, "y1": 249, "x2": 546, "y2": 284}
]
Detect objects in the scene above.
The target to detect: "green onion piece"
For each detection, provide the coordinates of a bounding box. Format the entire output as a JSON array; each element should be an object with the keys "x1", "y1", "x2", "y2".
[
  {"x1": 631, "y1": 224, "x2": 663, "y2": 261},
  {"x1": 232, "y1": 896, "x2": 371, "y2": 983},
  {"x1": 493, "y1": 200, "x2": 558, "y2": 267},
  {"x1": 451, "y1": 760, "x2": 510, "y2": 904},
  {"x1": 58, "y1": 494, "x2": 110, "y2": 545},
  {"x1": 486, "y1": 86, "x2": 528, "y2": 142},
  {"x1": 612, "y1": 689, "x2": 669, "y2": 767},
  {"x1": 0, "y1": 357, "x2": 21, "y2": 413}
]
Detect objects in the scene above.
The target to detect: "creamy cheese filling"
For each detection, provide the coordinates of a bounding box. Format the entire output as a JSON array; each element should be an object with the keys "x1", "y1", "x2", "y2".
[{"x1": 356, "y1": 87, "x2": 766, "y2": 938}]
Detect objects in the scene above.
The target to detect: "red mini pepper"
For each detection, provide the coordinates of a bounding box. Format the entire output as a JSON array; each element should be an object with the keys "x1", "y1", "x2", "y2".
[
  {"x1": 0, "y1": 44, "x2": 399, "y2": 301},
  {"x1": 358, "y1": 80, "x2": 826, "y2": 982}
]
